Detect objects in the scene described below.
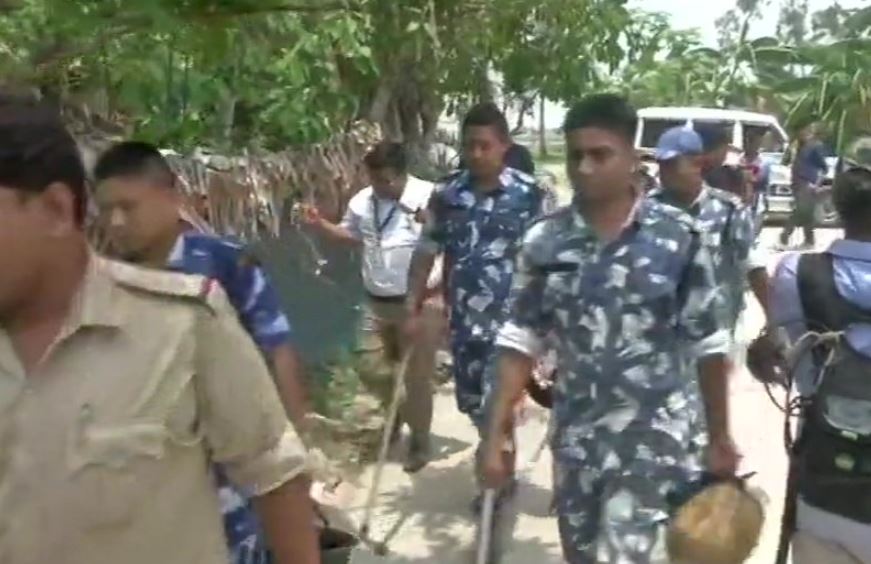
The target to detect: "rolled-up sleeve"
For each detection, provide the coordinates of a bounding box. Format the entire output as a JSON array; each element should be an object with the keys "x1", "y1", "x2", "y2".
[
  {"x1": 231, "y1": 258, "x2": 294, "y2": 351},
  {"x1": 195, "y1": 287, "x2": 307, "y2": 496},
  {"x1": 339, "y1": 206, "x2": 363, "y2": 241},
  {"x1": 678, "y1": 236, "x2": 731, "y2": 359},
  {"x1": 495, "y1": 229, "x2": 550, "y2": 358}
]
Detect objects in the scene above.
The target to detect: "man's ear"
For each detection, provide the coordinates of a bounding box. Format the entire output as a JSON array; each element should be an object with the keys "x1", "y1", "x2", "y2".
[{"x1": 40, "y1": 182, "x2": 80, "y2": 235}]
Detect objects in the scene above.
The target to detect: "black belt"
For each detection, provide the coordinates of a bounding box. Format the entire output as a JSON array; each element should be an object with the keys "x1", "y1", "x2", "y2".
[{"x1": 367, "y1": 293, "x2": 406, "y2": 304}]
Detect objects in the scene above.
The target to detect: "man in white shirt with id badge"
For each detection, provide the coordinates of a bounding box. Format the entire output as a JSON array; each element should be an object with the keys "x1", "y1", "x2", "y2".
[{"x1": 302, "y1": 141, "x2": 444, "y2": 472}]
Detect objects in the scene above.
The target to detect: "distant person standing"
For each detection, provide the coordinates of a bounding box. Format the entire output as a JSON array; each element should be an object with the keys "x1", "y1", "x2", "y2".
[
  {"x1": 741, "y1": 131, "x2": 771, "y2": 233},
  {"x1": 779, "y1": 122, "x2": 830, "y2": 249},
  {"x1": 695, "y1": 125, "x2": 736, "y2": 189}
]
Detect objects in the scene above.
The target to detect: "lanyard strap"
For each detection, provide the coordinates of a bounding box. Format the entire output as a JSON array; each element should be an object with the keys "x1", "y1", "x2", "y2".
[{"x1": 371, "y1": 195, "x2": 398, "y2": 241}]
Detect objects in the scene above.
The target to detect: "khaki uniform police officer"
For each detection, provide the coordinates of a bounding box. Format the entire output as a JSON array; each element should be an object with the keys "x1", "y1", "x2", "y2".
[{"x1": 0, "y1": 96, "x2": 319, "y2": 564}]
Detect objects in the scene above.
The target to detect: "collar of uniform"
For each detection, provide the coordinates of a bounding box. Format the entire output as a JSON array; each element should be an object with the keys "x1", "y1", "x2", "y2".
[
  {"x1": 570, "y1": 191, "x2": 645, "y2": 238},
  {"x1": 827, "y1": 239, "x2": 871, "y2": 262},
  {"x1": 650, "y1": 184, "x2": 710, "y2": 215},
  {"x1": 450, "y1": 168, "x2": 510, "y2": 204},
  {"x1": 66, "y1": 253, "x2": 126, "y2": 329}
]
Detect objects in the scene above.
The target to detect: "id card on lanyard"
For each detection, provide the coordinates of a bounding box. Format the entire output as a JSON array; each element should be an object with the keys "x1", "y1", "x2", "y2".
[{"x1": 369, "y1": 195, "x2": 398, "y2": 270}]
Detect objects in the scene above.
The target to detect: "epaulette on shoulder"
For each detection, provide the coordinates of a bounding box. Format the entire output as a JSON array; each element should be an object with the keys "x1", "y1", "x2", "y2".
[
  {"x1": 707, "y1": 186, "x2": 743, "y2": 207},
  {"x1": 104, "y1": 259, "x2": 225, "y2": 313}
]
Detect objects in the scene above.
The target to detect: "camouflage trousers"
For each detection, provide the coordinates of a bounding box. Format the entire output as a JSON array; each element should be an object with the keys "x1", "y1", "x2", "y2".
[
  {"x1": 449, "y1": 339, "x2": 497, "y2": 428},
  {"x1": 553, "y1": 435, "x2": 704, "y2": 564}
]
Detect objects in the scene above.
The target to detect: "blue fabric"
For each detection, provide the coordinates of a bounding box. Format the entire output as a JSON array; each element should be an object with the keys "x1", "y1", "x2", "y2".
[
  {"x1": 771, "y1": 239, "x2": 871, "y2": 394},
  {"x1": 421, "y1": 167, "x2": 542, "y2": 421},
  {"x1": 167, "y1": 231, "x2": 293, "y2": 564},
  {"x1": 450, "y1": 339, "x2": 495, "y2": 428},
  {"x1": 655, "y1": 127, "x2": 704, "y2": 161},
  {"x1": 427, "y1": 168, "x2": 543, "y2": 344},
  {"x1": 168, "y1": 232, "x2": 293, "y2": 350},
  {"x1": 792, "y1": 141, "x2": 829, "y2": 184},
  {"x1": 499, "y1": 198, "x2": 728, "y2": 561},
  {"x1": 649, "y1": 186, "x2": 755, "y2": 328}
]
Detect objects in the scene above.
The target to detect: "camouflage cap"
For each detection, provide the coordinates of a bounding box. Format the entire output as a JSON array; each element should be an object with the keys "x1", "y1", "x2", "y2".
[{"x1": 842, "y1": 134, "x2": 871, "y2": 172}]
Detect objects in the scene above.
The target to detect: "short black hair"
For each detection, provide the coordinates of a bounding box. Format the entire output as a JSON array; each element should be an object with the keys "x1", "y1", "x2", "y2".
[
  {"x1": 833, "y1": 167, "x2": 871, "y2": 229},
  {"x1": 94, "y1": 141, "x2": 175, "y2": 187},
  {"x1": 719, "y1": 166, "x2": 746, "y2": 194},
  {"x1": 363, "y1": 141, "x2": 407, "y2": 173},
  {"x1": 695, "y1": 125, "x2": 730, "y2": 152},
  {"x1": 562, "y1": 94, "x2": 637, "y2": 143},
  {"x1": 0, "y1": 94, "x2": 87, "y2": 225},
  {"x1": 462, "y1": 102, "x2": 510, "y2": 140}
]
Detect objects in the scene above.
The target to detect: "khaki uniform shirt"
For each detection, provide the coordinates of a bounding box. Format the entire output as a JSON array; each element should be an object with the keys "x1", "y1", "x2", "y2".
[{"x1": 0, "y1": 256, "x2": 307, "y2": 564}]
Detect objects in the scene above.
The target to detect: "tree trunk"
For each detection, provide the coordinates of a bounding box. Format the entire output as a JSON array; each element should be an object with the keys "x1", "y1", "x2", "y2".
[
  {"x1": 538, "y1": 94, "x2": 548, "y2": 158},
  {"x1": 475, "y1": 63, "x2": 495, "y2": 102},
  {"x1": 219, "y1": 94, "x2": 237, "y2": 147},
  {"x1": 511, "y1": 95, "x2": 535, "y2": 136},
  {"x1": 367, "y1": 74, "x2": 396, "y2": 125},
  {"x1": 419, "y1": 84, "x2": 442, "y2": 146}
]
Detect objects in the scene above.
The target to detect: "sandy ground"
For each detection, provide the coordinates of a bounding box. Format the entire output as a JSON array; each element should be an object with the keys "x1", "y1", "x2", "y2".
[{"x1": 322, "y1": 174, "x2": 843, "y2": 563}]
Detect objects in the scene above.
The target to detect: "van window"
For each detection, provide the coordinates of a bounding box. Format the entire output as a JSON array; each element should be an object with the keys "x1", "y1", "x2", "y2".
[
  {"x1": 744, "y1": 123, "x2": 786, "y2": 153},
  {"x1": 639, "y1": 118, "x2": 687, "y2": 149},
  {"x1": 692, "y1": 120, "x2": 736, "y2": 148}
]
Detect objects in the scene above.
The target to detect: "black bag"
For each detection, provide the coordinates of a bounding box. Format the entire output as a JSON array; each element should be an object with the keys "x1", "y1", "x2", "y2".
[{"x1": 795, "y1": 252, "x2": 871, "y2": 524}]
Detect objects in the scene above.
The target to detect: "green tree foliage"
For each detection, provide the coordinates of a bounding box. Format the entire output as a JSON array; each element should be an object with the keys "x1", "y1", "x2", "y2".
[
  {"x1": 0, "y1": 0, "x2": 375, "y2": 148},
  {"x1": 0, "y1": 0, "x2": 635, "y2": 153}
]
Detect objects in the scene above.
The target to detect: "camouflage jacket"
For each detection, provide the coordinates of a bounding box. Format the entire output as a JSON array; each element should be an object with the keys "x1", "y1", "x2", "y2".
[
  {"x1": 495, "y1": 197, "x2": 730, "y2": 464},
  {"x1": 649, "y1": 185, "x2": 757, "y2": 326},
  {"x1": 418, "y1": 167, "x2": 543, "y2": 342}
]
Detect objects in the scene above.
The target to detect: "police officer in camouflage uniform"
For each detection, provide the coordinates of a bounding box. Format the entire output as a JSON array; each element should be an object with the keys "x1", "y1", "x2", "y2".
[
  {"x1": 649, "y1": 126, "x2": 769, "y2": 333},
  {"x1": 406, "y1": 102, "x2": 543, "y2": 429},
  {"x1": 482, "y1": 95, "x2": 739, "y2": 563}
]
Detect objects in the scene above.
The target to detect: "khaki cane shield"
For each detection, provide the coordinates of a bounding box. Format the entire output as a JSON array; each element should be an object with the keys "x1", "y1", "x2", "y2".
[{"x1": 667, "y1": 481, "x2": 765, "y2": 564}]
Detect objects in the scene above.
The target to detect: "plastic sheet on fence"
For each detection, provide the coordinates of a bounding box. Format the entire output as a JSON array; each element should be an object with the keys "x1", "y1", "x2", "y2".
[{"x1": 250, "y1": 227, "x2": 364, "y2": 366}]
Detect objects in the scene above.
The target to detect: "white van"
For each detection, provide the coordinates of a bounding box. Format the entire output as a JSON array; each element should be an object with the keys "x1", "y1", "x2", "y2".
[
  {"x1": 636, "y1": 107, "x2": 840, "y2": 225},
  {"x1": 636, "y1": 106, "x2": 789, "y2": 163}
]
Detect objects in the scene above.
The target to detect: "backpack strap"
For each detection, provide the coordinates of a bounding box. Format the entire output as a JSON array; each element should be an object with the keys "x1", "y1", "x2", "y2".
[
  {"x1": 797, "y1": 252, "x2": 871, "y2": 333},
  {"x1": 797, "y1": 253, "x2": 839, "y2": 333}
]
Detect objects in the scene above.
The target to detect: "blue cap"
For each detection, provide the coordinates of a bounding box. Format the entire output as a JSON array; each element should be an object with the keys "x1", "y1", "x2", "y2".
[{"x1": 655, "y1": 127, "x2": 704, "y2": 161}]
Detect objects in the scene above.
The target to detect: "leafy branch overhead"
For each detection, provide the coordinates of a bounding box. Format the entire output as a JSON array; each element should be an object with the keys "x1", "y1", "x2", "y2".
[{"x1": 0, "y1": 0, "x2": 868, "y2": 152}]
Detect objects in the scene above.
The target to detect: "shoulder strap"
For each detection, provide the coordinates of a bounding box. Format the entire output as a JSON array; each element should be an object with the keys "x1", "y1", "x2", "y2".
[
  {"x1": 723, "y1": 202, "x2": 735, "y2": 241},
  {"x1": 796, "y1": 252, "x2": 871, "y2": 332},
  {"x1": 106, "y1": 259, "x2": 223, "y2": 313}
]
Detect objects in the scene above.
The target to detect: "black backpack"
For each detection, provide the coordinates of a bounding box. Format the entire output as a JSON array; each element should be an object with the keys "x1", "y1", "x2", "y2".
[{"x1": 795, "y1": 252, "x2": 871, "y2": 523}]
